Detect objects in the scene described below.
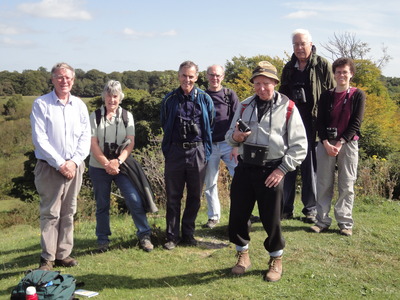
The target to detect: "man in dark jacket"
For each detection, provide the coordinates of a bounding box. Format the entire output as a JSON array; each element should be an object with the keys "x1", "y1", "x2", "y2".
[
  {"x1": 279, "y1": 29, "x2": 335, "y2": 223},
  {"x1": 160, "y1": 61, "x2": 215, "y2": 250}
]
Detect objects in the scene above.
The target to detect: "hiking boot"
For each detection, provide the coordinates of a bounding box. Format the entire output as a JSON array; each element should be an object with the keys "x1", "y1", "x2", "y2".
[
  {"x1": 38, "y1": 257, "x2": 54, "y2": 271},
  {"x1": 303, "y1": 214, "x2": 317, "y2": 224},
  {"x1": 97, "y1": 242, "x2": 110, "y2": 253},
  {"x1": 140, "y1": 235, "x2": 154, "y2": 252},
  {"x1": 310, "y1": 224, "x2": 328, "y2": 233},
  {"x1": 281, "y1": 212, "x2": 294, "y2": 220},
  {"x1": 340, "y1": 228, "x2": 353, "y2": 236},
  {"x1": 264, "y1": 256, "x2": 283, "y2": 282},
  {"x1": 249, "y1": 215, "x2": 261, "y2": 223},
  {"x1": 231, "y1": 249, "x2": 251, "y2": 275},
  {"x1": 181, "y1": 235, "x2": 198, "y2": 246},
  {"x1": 203, "y1": 219, "x2": 219, "y2": 229},
  {"x1": 163, "y1": 240, "x2": 177, "y2": 250},
  {"x1": 54, "y1": 256, "x2": 78, "y2": 267}
]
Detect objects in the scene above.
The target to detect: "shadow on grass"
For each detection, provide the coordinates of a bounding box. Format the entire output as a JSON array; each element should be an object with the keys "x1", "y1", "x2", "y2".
[{"x1": 2, "y1": 267, "x2": 267, "y2": 298}]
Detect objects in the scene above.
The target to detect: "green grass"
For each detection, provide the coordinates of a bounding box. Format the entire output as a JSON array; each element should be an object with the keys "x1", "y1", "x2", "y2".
[{"x1": 1, "y1": 200, "x2": 399, "y2": 300}]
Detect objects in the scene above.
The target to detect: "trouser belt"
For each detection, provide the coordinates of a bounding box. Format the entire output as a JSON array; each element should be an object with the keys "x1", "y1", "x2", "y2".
[{"x1": 173, "y1": 141, "x2": 203, "y2": 150}]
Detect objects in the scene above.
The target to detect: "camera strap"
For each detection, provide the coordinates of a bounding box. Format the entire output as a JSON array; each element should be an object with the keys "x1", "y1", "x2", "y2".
[
  {"x1": 103, "y1": 107, "x2": 121, "y2": 147},
  {"x1": 178, "y1": 89, "x2": 198, "y2": 128}
]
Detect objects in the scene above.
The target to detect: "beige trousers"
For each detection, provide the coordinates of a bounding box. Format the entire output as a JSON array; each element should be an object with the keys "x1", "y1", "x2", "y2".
[{"x1": 34, "y1": 160, "x2": 85, "y2": 261}]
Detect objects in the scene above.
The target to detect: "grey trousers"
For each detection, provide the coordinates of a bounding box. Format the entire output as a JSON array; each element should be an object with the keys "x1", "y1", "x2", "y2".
[
  {"x1": 315, "y1": 140, "x2": 359, "y2": 229},
  {"x1": 34, "y1": 160, "x2": 85, "y2": 261}
]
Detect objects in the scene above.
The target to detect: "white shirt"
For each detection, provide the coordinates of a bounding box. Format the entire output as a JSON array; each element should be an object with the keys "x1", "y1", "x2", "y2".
[{"x1": 31, "y1": 90, "x2": 91, "y2": 170}]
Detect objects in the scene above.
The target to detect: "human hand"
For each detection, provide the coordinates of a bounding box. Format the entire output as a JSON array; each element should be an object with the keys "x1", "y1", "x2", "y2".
[
  {"x1": 105, "y1": 159, "x2": 120, "y2": 175},
  {"x1": 323, "y1": 141, "x2": 339, "y2": 157},
  {"x1": 264, "y1": 168, "x2": 284, "y2": 188},
  {"x1": 232, "y1": 123, "x2": 251, "y2": 143},
  {"x1": 230, "y1": 147, "x2": 239, "y2": 164},
  {"x1": 59, "y1": 160, "x2": 76, "y2": 180}
]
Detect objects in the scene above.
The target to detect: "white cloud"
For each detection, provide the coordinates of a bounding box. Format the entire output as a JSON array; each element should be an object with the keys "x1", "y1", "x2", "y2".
[
  {"x1": 17, "y1": 0, "x2": 92, "y2": 21},
  {"x1": 122, "y1": 28, "x2": 177, "y2": 38},
  {"x1": 161, "y1": 30, "x2": 177, "y2": 37},
  {"x1": 285, "y1": 10, "x2": 318, "y2": 19},
  {"x1": 0, "y1": 24, "x2": 24, "y2": 35},
  {"x1": 0, "y1": 37, "x2": 34, "y2": 47}
]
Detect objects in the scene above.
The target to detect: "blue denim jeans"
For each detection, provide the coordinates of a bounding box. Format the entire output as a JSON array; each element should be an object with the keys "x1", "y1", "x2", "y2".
[
  {"x1": 89, "y1": 166, "x2": 151, "y2": 244},
  {"x1": 204, "y1": 141, "x2": 237, "y2": 220}
]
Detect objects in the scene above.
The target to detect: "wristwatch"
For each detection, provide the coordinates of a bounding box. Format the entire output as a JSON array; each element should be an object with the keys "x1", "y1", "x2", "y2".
[{"x1": 117, "y1": 158, "x2": 123, "y2": 165}]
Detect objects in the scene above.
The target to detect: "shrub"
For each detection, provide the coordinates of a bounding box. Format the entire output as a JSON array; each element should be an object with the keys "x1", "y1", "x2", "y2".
[{"x1": 356, "y1": 153, "x2": 400, "y2": 200}]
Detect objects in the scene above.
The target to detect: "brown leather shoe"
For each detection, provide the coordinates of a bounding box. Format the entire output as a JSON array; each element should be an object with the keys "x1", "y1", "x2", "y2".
[
  {"x1": 54, "y1": 256, "x2": 78, "y2": 267},
  {"x1": 38, "y1": 257, "x2": 54, "y2": 271},
  {"x1": 264, "y1": 256, "x2": 283, "y2": 282},
  {"x1": 231, "y1": 249, "x2": 251, "y2": 275}
]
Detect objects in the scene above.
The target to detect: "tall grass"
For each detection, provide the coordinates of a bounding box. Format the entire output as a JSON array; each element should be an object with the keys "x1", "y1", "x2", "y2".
[{"x1": 1, "y1": 200, "x2": 399, "y2": 299}]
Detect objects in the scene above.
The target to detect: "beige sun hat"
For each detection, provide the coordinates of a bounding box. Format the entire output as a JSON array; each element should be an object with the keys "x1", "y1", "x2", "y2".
[{"x1": 250, "y1": 61, "x2": 280, "y2": 83}]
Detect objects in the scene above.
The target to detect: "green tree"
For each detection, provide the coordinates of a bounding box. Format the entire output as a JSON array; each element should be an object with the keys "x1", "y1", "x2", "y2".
[
  {"x1": 224, "y1": 55, "x2": 285, "y2": 100},
  {"x1": 3, "y1": 94, "x2": 23, "y2": 118}
]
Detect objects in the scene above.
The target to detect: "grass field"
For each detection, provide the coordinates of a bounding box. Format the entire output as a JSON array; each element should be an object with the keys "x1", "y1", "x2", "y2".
[{"x1": 1, "y1": 199, "x2": 399, "y2": 300}]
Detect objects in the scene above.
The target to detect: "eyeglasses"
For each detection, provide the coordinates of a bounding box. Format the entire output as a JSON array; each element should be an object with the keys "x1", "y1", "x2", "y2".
[
  {"x1": 207, "y1": 73, "x2": 223, "y2": 78},
  {"x1": 335, "y1": 71, "x2": 350, "y2": 75},
  {"x1": 53, "y1": 75, "x2": 74, "y2": 82},
  {"x1": 292, "y1": 42, "x2": 309, "y2": 48}
]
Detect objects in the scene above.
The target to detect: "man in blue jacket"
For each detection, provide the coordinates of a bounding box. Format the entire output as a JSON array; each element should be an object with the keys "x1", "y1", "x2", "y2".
[{"x1": 161, "y1": 61, "x2": 215, "y2": 250}]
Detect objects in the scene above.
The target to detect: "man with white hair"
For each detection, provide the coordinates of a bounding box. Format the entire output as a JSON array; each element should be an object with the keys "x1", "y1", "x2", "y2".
[
  {"x1": 279, "y1": 29, "x2": 335, "y2": 223},
  {"x1": 31, "y1": 62, "x2": 91, "y2": 270}
]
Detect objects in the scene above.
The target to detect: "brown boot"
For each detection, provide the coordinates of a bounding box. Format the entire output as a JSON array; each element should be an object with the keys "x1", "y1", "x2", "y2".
[
  {"x1": 264, "y1": 256, "x2": 283, "y2": 282},
  {"x1": 38, "y1": 257, "x2": 54, "y2": 271},
  {"x1": 231, "y1": 249, "x2": 251, "y2": 275}
]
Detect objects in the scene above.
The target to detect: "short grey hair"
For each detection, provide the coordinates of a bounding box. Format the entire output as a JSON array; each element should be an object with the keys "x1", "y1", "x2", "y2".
[
  {"x1": 206, "y1": 64, "x2": 225, "y2": 75},
  {"x1": 292, "y1": 29, "x2": 312, "y2": 43},
  {"x1": 102, "y1": 80, "x2": 124, "y2": 101},
  {"x1": 51, "y1": 62, "x2": 75, "y2": 78},
  {"x1": 179, "y1": 60, "x2": 199, "y2": 75}
]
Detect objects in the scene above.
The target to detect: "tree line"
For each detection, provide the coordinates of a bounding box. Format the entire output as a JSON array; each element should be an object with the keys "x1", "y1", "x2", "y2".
[{"x1": 2, "y1": 52, "x2": 400, "y2": 202}]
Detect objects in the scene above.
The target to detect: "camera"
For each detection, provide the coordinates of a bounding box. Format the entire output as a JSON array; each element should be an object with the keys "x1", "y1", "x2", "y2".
[
  {"x1": 179, "y1": 119, "x2": 200, "y2": 139},
  {"x1": 326, "y1": 127, "x2": 337, "y2": 139},
  {"x1": 237, "y1": 119, "x2": 251, "y2": 132},
  {"x1": 104, "y1": 142, "x2": 119, "y2": 159},
  {"x1": 293, "y1": 83, "x2": 306, "y2": 104}
]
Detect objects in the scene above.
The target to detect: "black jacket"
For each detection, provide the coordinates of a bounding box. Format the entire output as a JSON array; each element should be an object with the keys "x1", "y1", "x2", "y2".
[
  {"x1": 120, "y1": 156, "x2": 158, "y2": 213},
  {"x1": 317, "y1": 88, "x2": 366, "y2": 143}
]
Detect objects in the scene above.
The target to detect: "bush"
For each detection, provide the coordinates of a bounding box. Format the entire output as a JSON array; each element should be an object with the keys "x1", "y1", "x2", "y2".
[{"x1": 356, "y1": 153, "x2": 400, "y2": 200}]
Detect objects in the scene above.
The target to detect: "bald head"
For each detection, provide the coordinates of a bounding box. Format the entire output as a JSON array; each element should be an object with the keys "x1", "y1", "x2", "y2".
[{"x1": 206, "y1": 64, "x2": 225, "y2": 91}]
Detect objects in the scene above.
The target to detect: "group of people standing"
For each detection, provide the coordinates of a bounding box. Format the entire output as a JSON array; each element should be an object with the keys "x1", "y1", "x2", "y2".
[{"x1": 30, "y1": 28, "x2": 365, "y2": 283}]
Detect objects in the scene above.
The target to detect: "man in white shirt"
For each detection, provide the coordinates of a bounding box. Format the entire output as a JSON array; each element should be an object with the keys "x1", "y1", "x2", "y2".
[{"x1": 31, "y1": 62, "x2": 91, "y2": 270}]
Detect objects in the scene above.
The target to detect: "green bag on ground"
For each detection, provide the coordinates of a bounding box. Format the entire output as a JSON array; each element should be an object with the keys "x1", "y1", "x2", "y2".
[{"x1": 10, "y1": 269, "x2": 76, "y2": 300}]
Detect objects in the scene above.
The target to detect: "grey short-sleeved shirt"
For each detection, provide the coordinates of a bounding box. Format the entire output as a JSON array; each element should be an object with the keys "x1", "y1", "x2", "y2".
[{"x1": 89, "y1": 105, "x2": 135, "y2": 168}]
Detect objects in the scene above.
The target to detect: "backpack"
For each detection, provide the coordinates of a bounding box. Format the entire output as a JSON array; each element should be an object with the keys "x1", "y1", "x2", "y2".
[
  {"x1": 10, "y1": 270, "x2": 76, "y2": 300},
  {"x1": 95, "y1": 107, "x2": 128, "y2": 128}
]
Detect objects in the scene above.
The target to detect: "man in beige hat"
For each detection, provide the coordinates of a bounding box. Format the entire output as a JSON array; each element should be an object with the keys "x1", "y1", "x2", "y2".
[{"x1": 225, "y1": 61, "x2": 307, "y2": 281}]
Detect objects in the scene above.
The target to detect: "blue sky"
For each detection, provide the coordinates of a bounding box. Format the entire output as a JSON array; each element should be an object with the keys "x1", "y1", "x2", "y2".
[{"x1": 0, "y1": 0, "x2": 399, "y2": 77}]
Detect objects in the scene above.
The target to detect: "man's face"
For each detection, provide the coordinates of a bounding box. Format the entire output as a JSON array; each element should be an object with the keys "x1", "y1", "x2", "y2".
[
  {"x1": 178, "y1": 66, "x2": 198, "y2": 95},
  {"x1": 207, "y1": 65, "x2": 224, "y2": 91},
  {"x1": 51, "y1": 68, "x2": 74, "y2": 97},
  {"x1": 293, "y1": 34, "x2": 313, "y2": 62},
  {"x1": 253, "y1": 76, "x2": 277, "y2": 101}
]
